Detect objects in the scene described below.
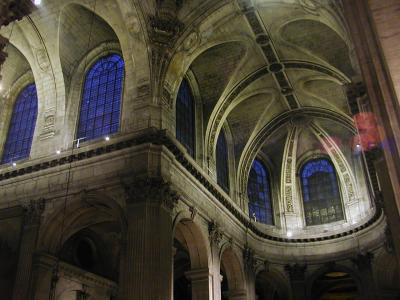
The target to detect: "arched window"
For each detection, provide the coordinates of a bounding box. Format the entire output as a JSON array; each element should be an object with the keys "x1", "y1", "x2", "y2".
[
  {"x1": 176, "y1": 78, "x2": 195, "y2": 157},
  {"x1": 247, "y1": 159, "x2": 273, "y2": 225},
  {"x1": 216, "y1": 130, "x2": 229, "y2": 193},
  {"x1": 77, "y1": 54, "x2": 124, "y2": 141},
  {"x1": 1, "y1": 84, "x2": 38, "y2": 164},
  {"x1": 301, "y1": 158, "x2": 343, "y2": 225}
]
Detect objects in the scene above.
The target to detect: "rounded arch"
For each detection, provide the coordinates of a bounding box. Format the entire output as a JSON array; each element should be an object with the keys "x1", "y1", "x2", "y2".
[
  {"x1": 306, "y1": 263, "x2": 362, "y2": 300},
  {"x1": 172, "y1": 216, "x2": 211, "y2": 270},
  {"x1": 39, "y1": 190, "x2": 126, "y2": 254},
  {"x1": 255, "y1": 268, "x2": 289, "y2": 300},
  {"x1": 220, "y1": 247, "x2": 247, "y2": 298},
  {"x1": 237, "y1": 107, "x2": 355, "y2": 198}
]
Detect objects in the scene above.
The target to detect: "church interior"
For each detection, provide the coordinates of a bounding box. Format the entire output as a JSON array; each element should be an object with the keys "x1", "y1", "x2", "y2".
[{"x1": 0, "y1": 0, "x2": 400, "y2": 299}]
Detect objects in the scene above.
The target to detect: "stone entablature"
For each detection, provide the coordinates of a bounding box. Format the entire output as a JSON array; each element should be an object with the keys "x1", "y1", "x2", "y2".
[{"x1": 0, "y1": 128, "x2": 384, "y2": 251}]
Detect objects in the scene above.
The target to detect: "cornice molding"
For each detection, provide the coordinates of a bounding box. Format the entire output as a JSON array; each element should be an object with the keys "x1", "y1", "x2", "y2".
[{"x1": 0, "y1": 128, "x2": 382, "y2": 243}]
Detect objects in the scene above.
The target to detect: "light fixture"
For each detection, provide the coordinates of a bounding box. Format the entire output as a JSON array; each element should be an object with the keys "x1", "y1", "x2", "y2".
[
  {"x1": 34, "y1": 0, "x2": 41, "y2": 5},
  {"x1": 356, "y1": 144, "x2": 361, "y2": 148},
  {"x1": 56, "y1": 150, "x2": 61, "y2": 155},
  {"x1": 12, "y1": 162, "x2": 16, "y2": 167},
  {"x1": 105, "y1": 136, "x2": 110, "y2": 141},
  {"x1": 286, "y1": 231, "x2": 293, "y2": 238}
]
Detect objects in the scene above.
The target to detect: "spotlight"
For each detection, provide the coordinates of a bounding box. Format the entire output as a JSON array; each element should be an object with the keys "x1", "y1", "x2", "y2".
[
  {"x1": 56, "y1": 150, "x2": 61, "y2": 155},
  {"x1": 286, "y1": 231, "x2": 293, "y2": 238},
  {"x1": 356, "y1": 144, "x2": 361, "y2": 148},
  {"x1": 12, "y1": 162, "x2": 16, "y2": 167},
  {"x1": 34, "y1": 0, "x2": 41, "y2": 5},
  {"x1": 105, "y1": 136, "x2": 110, "y2": 141}
]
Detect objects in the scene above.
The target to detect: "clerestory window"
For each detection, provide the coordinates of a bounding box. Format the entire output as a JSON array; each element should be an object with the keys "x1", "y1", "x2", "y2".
[
  {"x1": 247, "y1": 159, "x2": 274, "y2": 225},
  {"x1": 77, "y1": 54, "x2": 124, "y2": 141},
  {"x1": 301, "y1": 158, "x2": 344, "y2": 226},
  {"x1": 2, "y1": 84, "x2": 38, "y2": 164}
]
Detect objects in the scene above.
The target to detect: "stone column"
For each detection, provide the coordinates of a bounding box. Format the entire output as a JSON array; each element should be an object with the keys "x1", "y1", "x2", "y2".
[
  {"x1": 31, "y1": 253, "x2": 57, "y2": 300},
  {"x1": 119, "y1": 177, "x2": 178, "y2": 300},
  {"x1": 285, "y1": 264, "x2": 307, "y2": 300},
  {"x1": 12, "y1": 199, "x2": 45, "y2": 300},
  {"x1": 185, "y1": 268, "x2": 213, "y2": 300},
  {"x1": 243, "y1": 246, "x2": 256, "y2": 300},
  {"x1": 352, "y1": 253, "x2": 379, "y2": 300}
]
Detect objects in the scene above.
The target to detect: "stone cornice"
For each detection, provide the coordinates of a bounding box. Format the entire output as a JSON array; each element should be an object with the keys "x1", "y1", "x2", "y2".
[{"x1": 0, "y1": 128, "x2": 383, "y2": 243}]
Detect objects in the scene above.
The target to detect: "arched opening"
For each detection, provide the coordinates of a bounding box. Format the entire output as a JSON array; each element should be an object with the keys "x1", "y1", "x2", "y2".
[
  {"x1": 311, "y1": 271, "x2": 359, "y2": 300},
  {"x1": 220, "y1": 248, "x2": 246, "y2": 300},
  {"x1": 173, "y1": 219, "x2": 210, "y2": 299},
  {"x1": 255, "y1": 270, "x2": 288, "y2": 300}
]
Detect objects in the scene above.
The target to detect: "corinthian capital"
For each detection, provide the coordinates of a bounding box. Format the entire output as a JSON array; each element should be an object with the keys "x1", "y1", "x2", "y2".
[
  {"x1": 122, "y1": 176, "x2": 179, "y2": 210},
  {"x1": 23, "y1": 198, "x2": 45, "y2": 226}
]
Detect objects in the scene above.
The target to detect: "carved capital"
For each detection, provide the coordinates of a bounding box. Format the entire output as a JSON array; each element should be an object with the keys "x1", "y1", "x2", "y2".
[
  {"x1": 285, "y1": 263, "x2": 307, "y2": 281},
  {"x1": 243, "y1": 246, "x2": 256, "y2": 272},
  {"x1": 352, "y1": 252, "x2": 373, "y2": 270},
  {"x1": 0, "y1": 0, "x2": 36, "y2": 27},
  {"x1": 122, "y1": 176, "x2": 179, "y2": 210},
  {"x1": 23, "y1": 198, "x2": 45, "y2": 226},
  {"x1": 208, "y1": 221, "x2": 223, "y2": 247}
]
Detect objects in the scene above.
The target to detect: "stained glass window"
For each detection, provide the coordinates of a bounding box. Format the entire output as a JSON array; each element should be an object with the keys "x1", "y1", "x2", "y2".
[
  {"x1": 301, "y1": 158, "x2": 343, "y2": 226},
  {"x1": 216, "y1": 130, "x2": 229, "y2": 193},
  {"x1": 176, "y1": 78, "x2": 195, "y2": 157},
  {"x1": 1, "y1": 84, "x2": 38, "y2": 164},
  {"x1": 247, "y1": 159, "x2": 274, "y2": 225},
  {"x1": 77, "y1": 54, "x2": 124, "y2": 141}
]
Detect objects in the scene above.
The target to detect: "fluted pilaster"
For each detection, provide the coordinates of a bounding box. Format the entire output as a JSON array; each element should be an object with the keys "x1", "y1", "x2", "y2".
[
  {"x1": 119, "y1": 177, "x2": 178, "y2": 299},
  {"x1": 12, "y1": 199, "x2": 45, "y2": 300}
]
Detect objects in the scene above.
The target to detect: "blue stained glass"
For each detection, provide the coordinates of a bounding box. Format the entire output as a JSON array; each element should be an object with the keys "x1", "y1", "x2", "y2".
[
  {"x1": 1, "y1": 84, "x2": 38, "y2": 164},
  {"x1": 77, "y1": 54, "x2": 124, "y2": 141},
  {"x1": 300, "y1": 158, "x2": 343, "y2": 225},
  {"x1": 247, "y1": 159, "x2": 274, "y2": 225},
  {"x1": 216, "y1": 131, "x2": 229, "y2": 193},
  {"x1": 176, "y1": 78, "x2": 195, "y2": 157}
]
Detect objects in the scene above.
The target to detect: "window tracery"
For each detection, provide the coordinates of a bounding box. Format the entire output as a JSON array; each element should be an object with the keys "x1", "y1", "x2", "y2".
[
  {"x1": 1, "y1": 83, "x2": 38, "y2": 164},
  {"x1": 247, "y1": 159, "x2": 274, "y2": 225},
  {"x1": 77, "y1": 54, "x2": 124, "y2": 141},
  {"x1": 300, "y1": 158, "x2": 344, "y2": 225}
]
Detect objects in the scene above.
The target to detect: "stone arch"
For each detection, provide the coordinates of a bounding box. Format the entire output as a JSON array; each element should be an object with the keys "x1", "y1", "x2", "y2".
[
  {"x1": 172, "y1": 216, "x2": 210, "y2": 270},
  {"x1": 306, "y1": 263, "x2": 362, "y2": 300},
  {"x1": 39, "y1": 190, "x2": 126, "y2": 254},
  {"x1": 220, "y1": 246, "x2": 247, "y2": 299},
  {"x1": 237, "y1": 108, "x2": 355, "y2": 198},
  {"x1": 255, "y1": 268, "x2": 289, "y2": 300}
]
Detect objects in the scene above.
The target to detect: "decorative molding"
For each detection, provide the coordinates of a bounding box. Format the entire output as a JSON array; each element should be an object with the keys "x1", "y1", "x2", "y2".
[
  {"x1": 284, "y1": 263, "x2": 307, "y2": 281},
  {"x1": 352, "y1": 252, "x2": 373, "y2": 270},
  {"x1": 281, "y1": 126, "x2": 299, "y2": 213},
  {"x1": 23, "y1": 198, "x2": 45, "y2": 226},
  {"x1": 208, "y1": 220, "x2": 223, "y2": 247},
  {"x1": 0, "y1": 128, "x2": 382, "y2": 243},
  {"x1": 243, "y1": 245, "x2": 256, "y2": 272},
  {"x1": 0, "y1": 0, "x2": 36, "y2": 27}
]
